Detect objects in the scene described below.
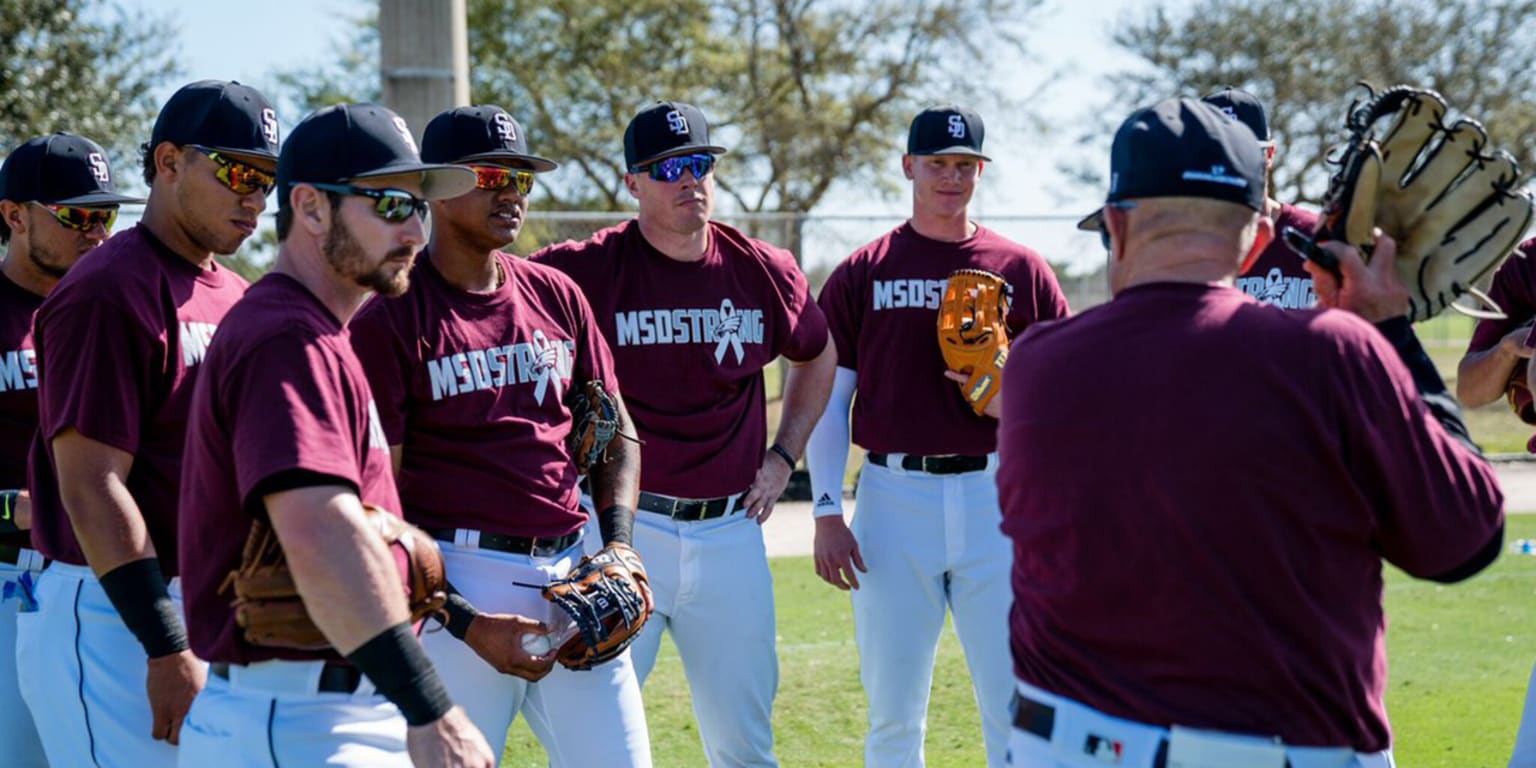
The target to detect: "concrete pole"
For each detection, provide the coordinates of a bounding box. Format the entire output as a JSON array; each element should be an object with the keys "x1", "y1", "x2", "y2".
[{"x1": 379, "y1": 0, "x2": 470, "y2": 141}]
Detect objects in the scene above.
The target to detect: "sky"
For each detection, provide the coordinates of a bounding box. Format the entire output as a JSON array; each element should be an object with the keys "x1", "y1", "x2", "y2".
[{"x1": 118, "y1": 0, "x2": 1178, "y2": 273}]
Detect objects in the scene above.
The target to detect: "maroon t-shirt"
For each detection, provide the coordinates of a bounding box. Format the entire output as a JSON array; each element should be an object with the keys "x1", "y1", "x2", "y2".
[
  {"x1": 532, "y1": 220, "x2": 828, "y2": 497},
  {"x1": 0, "y1": 273, "x2": 42, "y2": 549},
  {"x1": 29, "y1": 225, "x2": 248, "y2": 575},
  {"x1": 1468, "y1": 238, "x2": 1536, "y2": 353},
  {"x1": 180, "y1": 273, "x2": 403, "y2": 664},
  {"x1": 998, "y1": 282, "x2": 1503, "y2": 752},
  {"x1": 817, "y1": 222, "x2": 1068, "y2": 455},
  {"x1": 1234, "y1": 203, "x2": 1320, "y2": 309},
  {"x1": 350, "y1": 252, "x2": 618, "y2": 537}
]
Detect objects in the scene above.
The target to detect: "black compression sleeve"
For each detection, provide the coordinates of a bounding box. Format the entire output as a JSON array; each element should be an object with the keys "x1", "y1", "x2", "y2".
[
  {"x1": 1375, "y1": 316, "x2": 1480, "y2": 453},
  {"x1": 98, "y1": 558, "x2": 188, "y2": 658},
  {"x1": 597, "y1": 504, "x2": 635, "y2": 547},
  {"x1": 439, "y1": 583, "x2": 479, "y2": 640},
  {"x1": 347, "y1": 622, "x2": 453, "y2": 726}
]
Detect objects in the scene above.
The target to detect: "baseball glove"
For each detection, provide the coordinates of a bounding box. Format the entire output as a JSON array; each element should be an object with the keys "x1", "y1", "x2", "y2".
[
  {"x1": 1311, "y1": 83, "x2": 1535, "y2": 322},
  {"x1": 937, "y1": 268, "x2": 1013, "y2": 416},
  {"x1": 220, "y1": 504, "x2": 449, "y2": 651},
  {"x1": 566, "y1": 380, "x2": 620, "y2": 475},
  {"x1": 541, "y1": 543, "x2": 653, "y2": 670}
]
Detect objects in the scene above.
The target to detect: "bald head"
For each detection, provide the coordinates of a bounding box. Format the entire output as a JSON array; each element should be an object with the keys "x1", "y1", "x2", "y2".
[{"x1": 1105, "y1": 196, "x2": 1272, "y2": 294}]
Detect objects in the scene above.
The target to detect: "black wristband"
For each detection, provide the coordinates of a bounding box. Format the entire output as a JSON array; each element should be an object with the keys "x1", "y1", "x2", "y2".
[
  {"x1": 597, "y1": 504, "x2": 635, "y2": 547},
  {"x1": 441, "y1": 589, "x2": 479, "y2": 641},
  {"x1": 0, "y1": 490, "x2": 19, "y2": 535},
  {"x1": 98, "y1": 558, "x2": 188, "y2": 658},
  {"x1": 348, "y1": 622, "x2": 453, "y2": 726},
  {"x1": 768, "y1": 443, "x2": 797, "y2": 469}
]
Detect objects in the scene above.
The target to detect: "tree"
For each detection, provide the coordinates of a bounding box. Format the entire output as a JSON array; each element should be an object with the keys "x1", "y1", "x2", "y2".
[
  {"x1": 274, "y1": 0, "x2": 1042, "y2": 215},
  {"x1": 1072, "y1": 0, "x2": 1536, "y2": 205},
  {"x1": 0, "y1": 0, "x2": 178, "y2": 178}
]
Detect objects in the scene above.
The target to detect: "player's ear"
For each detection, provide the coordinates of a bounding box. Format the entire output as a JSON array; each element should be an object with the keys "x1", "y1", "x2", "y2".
[
  {"x1": 623, "y1": 173, "x2": 640, "y2": 200},
  {"x1": 152, "y1": 142, "x2": 184, "y2": 183},
  {"x1": 901, "y1": 155, "x2": 915, "y2": 181},
  {"x1": 0, "y1": 201, "x2": 24, "y2": 237},
  {"x1": 293, "y1": 184, "x2": 330, "y2": 235},
  {"x1": 1239, "y1": 214, "x2": 1274, "y2": 274}
]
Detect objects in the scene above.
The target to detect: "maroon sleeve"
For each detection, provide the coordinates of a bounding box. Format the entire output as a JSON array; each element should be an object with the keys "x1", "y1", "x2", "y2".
[
  {"x1": 777, "y1": 261, "x2": 829, "y2": 363},
  {"x1": 348, "y1": 299, "x2": 412, "y2": 445},
  {"x1": 1338, "y1": 320, "x2": 1504, "y2": 576},
  {"x1": 224, "y1": 335, "x2": 364, "y2": 504},
  {"x1": 816, "y1": 260, "x2": 861, "y2": 371},
  {"x1": 1467, "y1": 245, "x2": 1536, "y2": 353},
  {"x1": 1013, "y1": 257, "x2": 1071, "y2": 334},
  {"x1": 37, "y1": 291, "x2": 157, "y2": 452},
  {"x1": 566, "y1": 281, "x2": 620, "y2": 394}
]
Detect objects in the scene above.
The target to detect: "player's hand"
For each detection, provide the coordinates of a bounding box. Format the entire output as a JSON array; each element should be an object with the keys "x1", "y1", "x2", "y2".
[
  {"x1": 741, "y1": 454, "x2": 792, "y2": 525},
  {"x1": 1307, "y1": 230, "x2": 1410, "y2": 323},
  {"x1": 814, "y1": 515, "x2": 867, "y2": 590},
  {"x1": 145, "y1": 649, "x2": 206, "y2": 745},
  {"x1": 1499, "y1": 320, "x2": 1536, "y2": 360},
  {"x1": 464, "y1": 613, "x2": 557, "y2": 682},
  {"x1": 943, "y1": 370, "x2": 1000, "y2": 418},
  {"x1": 12, "y1": 491, "x2": 29, "y2": 530},
  {"x1": 406, "y1": 705, "x2": 495, "y2": 768}
]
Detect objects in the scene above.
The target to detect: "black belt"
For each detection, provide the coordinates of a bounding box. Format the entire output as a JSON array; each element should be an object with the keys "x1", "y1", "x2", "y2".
[
  {"x1": 868, "y1": 452, "x2": 988, "y2": 475},
  {"x1": 429, "y1": 528, "x2": 581, "y2": 557},
  {"x1": 637, "y1": 491, "x2": 737, "y2": 521},
  {"x1": 210, "y1": 661, "x2": 362, "y2": 694},
  {"x1": 0, "y1": 545, "x2": 19, "y2": 566}
]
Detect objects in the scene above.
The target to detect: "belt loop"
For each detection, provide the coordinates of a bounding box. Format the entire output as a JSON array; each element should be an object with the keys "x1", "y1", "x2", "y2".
[
  {"x1": 456, "y1": 529, "x2": 478, "y2": 550},
  {"x1": 887, "y1": 452, "x2": 909, "y2": 476},
  {"x1": 986, "y1": 453, "x2": 999, "y2": 472}
]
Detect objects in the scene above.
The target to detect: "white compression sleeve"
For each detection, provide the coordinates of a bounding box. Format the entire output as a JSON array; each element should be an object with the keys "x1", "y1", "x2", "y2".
[{"x1": 805, "y1": 366, "x2": 857, "y2": 518}]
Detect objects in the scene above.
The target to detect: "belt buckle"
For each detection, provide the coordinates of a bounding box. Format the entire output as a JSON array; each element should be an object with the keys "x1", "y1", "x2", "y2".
[
  {"x1": 668, "y1": 497, "x2": 685, "y2": 518},
  {"x1": 919, "y1": 456, "x2": 937, "y2": 473}
]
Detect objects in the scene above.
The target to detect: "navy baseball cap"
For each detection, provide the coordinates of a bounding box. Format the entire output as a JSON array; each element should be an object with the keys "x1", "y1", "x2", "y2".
[
  {"x1": 0, "y1": 133, "x2": 145, "y2": 206},
  {"x1": 421, "y1": 105, "x2": 558, "y2": 172},
  {"x1": 623, "y1": 101, "x2": 727, "y2": 170},
  {"x1": 1076, "y1": 98, "x2": 1266, "y2": 232},
  {"x1": 907, "y1": 105, "x2": 991, "y2": 161},
  {"x1": 277, "y1": 103, "x2": 477, "y2": 206},
  {"x1": 1201, "y1": 86, "x2": 1273, "y2": 148},
  {"x1": 150, "y1": 80, "x2": 280, "y2": 162}
]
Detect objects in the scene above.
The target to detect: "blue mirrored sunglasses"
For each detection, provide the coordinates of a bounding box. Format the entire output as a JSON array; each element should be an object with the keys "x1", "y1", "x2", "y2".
[{"x1": 631, "y1": 153, "x2": 716, "y2": 183}]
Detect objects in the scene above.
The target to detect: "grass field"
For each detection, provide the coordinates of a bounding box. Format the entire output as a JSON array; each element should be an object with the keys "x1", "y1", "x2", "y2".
[{"x1": 499, "y1": 516, "x2": 1536, "y2": 767}]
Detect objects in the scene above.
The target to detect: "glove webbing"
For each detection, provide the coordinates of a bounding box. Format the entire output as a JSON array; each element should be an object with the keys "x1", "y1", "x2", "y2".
[{"x1": 545, "y1": 574, "x2": 647, "y2": 651}]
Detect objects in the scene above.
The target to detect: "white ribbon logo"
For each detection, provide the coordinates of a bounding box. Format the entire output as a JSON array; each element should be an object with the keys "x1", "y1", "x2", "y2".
[
  {"x1": 530, "y1": 330, "x2": 563, "y2": 404},
  {"x1": 714, "y1": 299, "x2": 745, "y2": 364}
]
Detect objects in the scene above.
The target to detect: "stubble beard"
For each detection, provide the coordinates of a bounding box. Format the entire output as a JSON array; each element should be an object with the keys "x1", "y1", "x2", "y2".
[{"x1": 324, "y1": 217, "x2": 414, "y2": 298}]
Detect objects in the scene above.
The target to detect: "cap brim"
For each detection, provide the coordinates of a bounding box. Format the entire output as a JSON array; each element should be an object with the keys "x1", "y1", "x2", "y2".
[
  {"x1": 351, "y1": 163, "x2": 479, "y2": 200},
  {"x1": 631, "y1": 145, "x2": 728, "y2": 168},
  {"x1": 1076, "y1": 208, "x2": 1105, "y2": 232},
  {"x1": 916, "y1": 146, "x2": 993, "y2": 162},
  {"x1": 452, "y1": 151, "x2": 560, "y2": 173},
  {"x1": 52, "y1": 191, "x2": 147, "y2": 206}
]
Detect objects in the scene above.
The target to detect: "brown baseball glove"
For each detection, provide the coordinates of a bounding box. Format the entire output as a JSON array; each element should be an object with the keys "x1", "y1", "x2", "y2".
[
  {"x1": 937, "y1": 268, "x2": 1012, "y2": 416},
  {"x1": 541, "y1": 543, "x2": 653, "y2": 670},
  {"x1": 1307, "y1": 84, "x2": 1535, "y2": 321},
  {"x1": 566, "y1": 380, "x2": 621, "y2": 475},
  {"x1": 220, "y1": 503, "x2": 448, "y2": 651}
]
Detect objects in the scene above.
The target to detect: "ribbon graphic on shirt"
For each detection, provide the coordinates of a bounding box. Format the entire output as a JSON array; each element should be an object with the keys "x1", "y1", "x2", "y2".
[
  {"x1": 714, "y1": 298, "x2": 746, "y2": 365},
  {"x1": 531, "y1": 329, "x2": 564, "y2": 405}
]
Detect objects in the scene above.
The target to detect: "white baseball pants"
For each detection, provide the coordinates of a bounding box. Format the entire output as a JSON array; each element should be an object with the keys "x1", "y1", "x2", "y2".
[{"x1": 0, "y1": 552, "x2": 48, "y2": 767}]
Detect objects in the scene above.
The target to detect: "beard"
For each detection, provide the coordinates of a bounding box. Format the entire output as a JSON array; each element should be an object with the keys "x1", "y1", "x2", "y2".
[
  {"x1": 27, "y1": 242, "x2": 72, "y2": 279},
  {"x1": 323, "y1": 217, "x2": 414, "y2": 297}
]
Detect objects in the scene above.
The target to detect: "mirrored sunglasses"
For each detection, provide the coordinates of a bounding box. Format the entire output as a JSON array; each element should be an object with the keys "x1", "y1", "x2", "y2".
[
  {"x1": 471, "y1": 166, "x2": 535, "y2": 196},
  {"x1": 190, "y1": 145, "x2": 276, "y2": 196},
  {"x1": 308, "y1": 182, "x2": 430, "y2": 224},
  {"x1": 37, "y1": 202, "x2": 117, "y2": 233},
  {"x1": 632, "y1": 153, "x2": 716, "y2": 183}
]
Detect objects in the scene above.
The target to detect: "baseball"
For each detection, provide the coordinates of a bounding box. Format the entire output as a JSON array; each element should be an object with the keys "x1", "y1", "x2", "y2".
[{"x1": 521, "y1": 631, "x2": 552, "y2": 656}]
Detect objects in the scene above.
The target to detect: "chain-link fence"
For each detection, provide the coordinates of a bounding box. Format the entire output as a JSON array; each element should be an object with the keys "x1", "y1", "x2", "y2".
[{"x1": 104, "y1": 207, "x2": 1111, "y2": 308}]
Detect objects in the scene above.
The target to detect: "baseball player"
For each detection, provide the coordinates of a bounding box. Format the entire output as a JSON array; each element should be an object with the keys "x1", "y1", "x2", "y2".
[
  {"x1": 17, "y1": 80, "x2": 278, "y2": 767},
  {"x1": 348, "y1": 104, "x2": 652, "y2": 767},
  {"x1": 1204, "y1": 87, "x2": 1322, "y2": 310},
  {"x1": 1000, "y1": 98, "x2": 1502, "y2": 767},
  {"x1": 0, "y1": 132, "x2": 144, "y2": 768},
  {"x1": 176, "y1": 102, "x2": 492, "y2": 767},
  {"x1": 1454, "y1": 238, "x2": 1536, "y2": 416},
  {"x1": 805, "y1": 105, "x2": 1070, "y2": 768},
  {"x1": 532, "y1": 100, "x2": 835, "y2": 767}
]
